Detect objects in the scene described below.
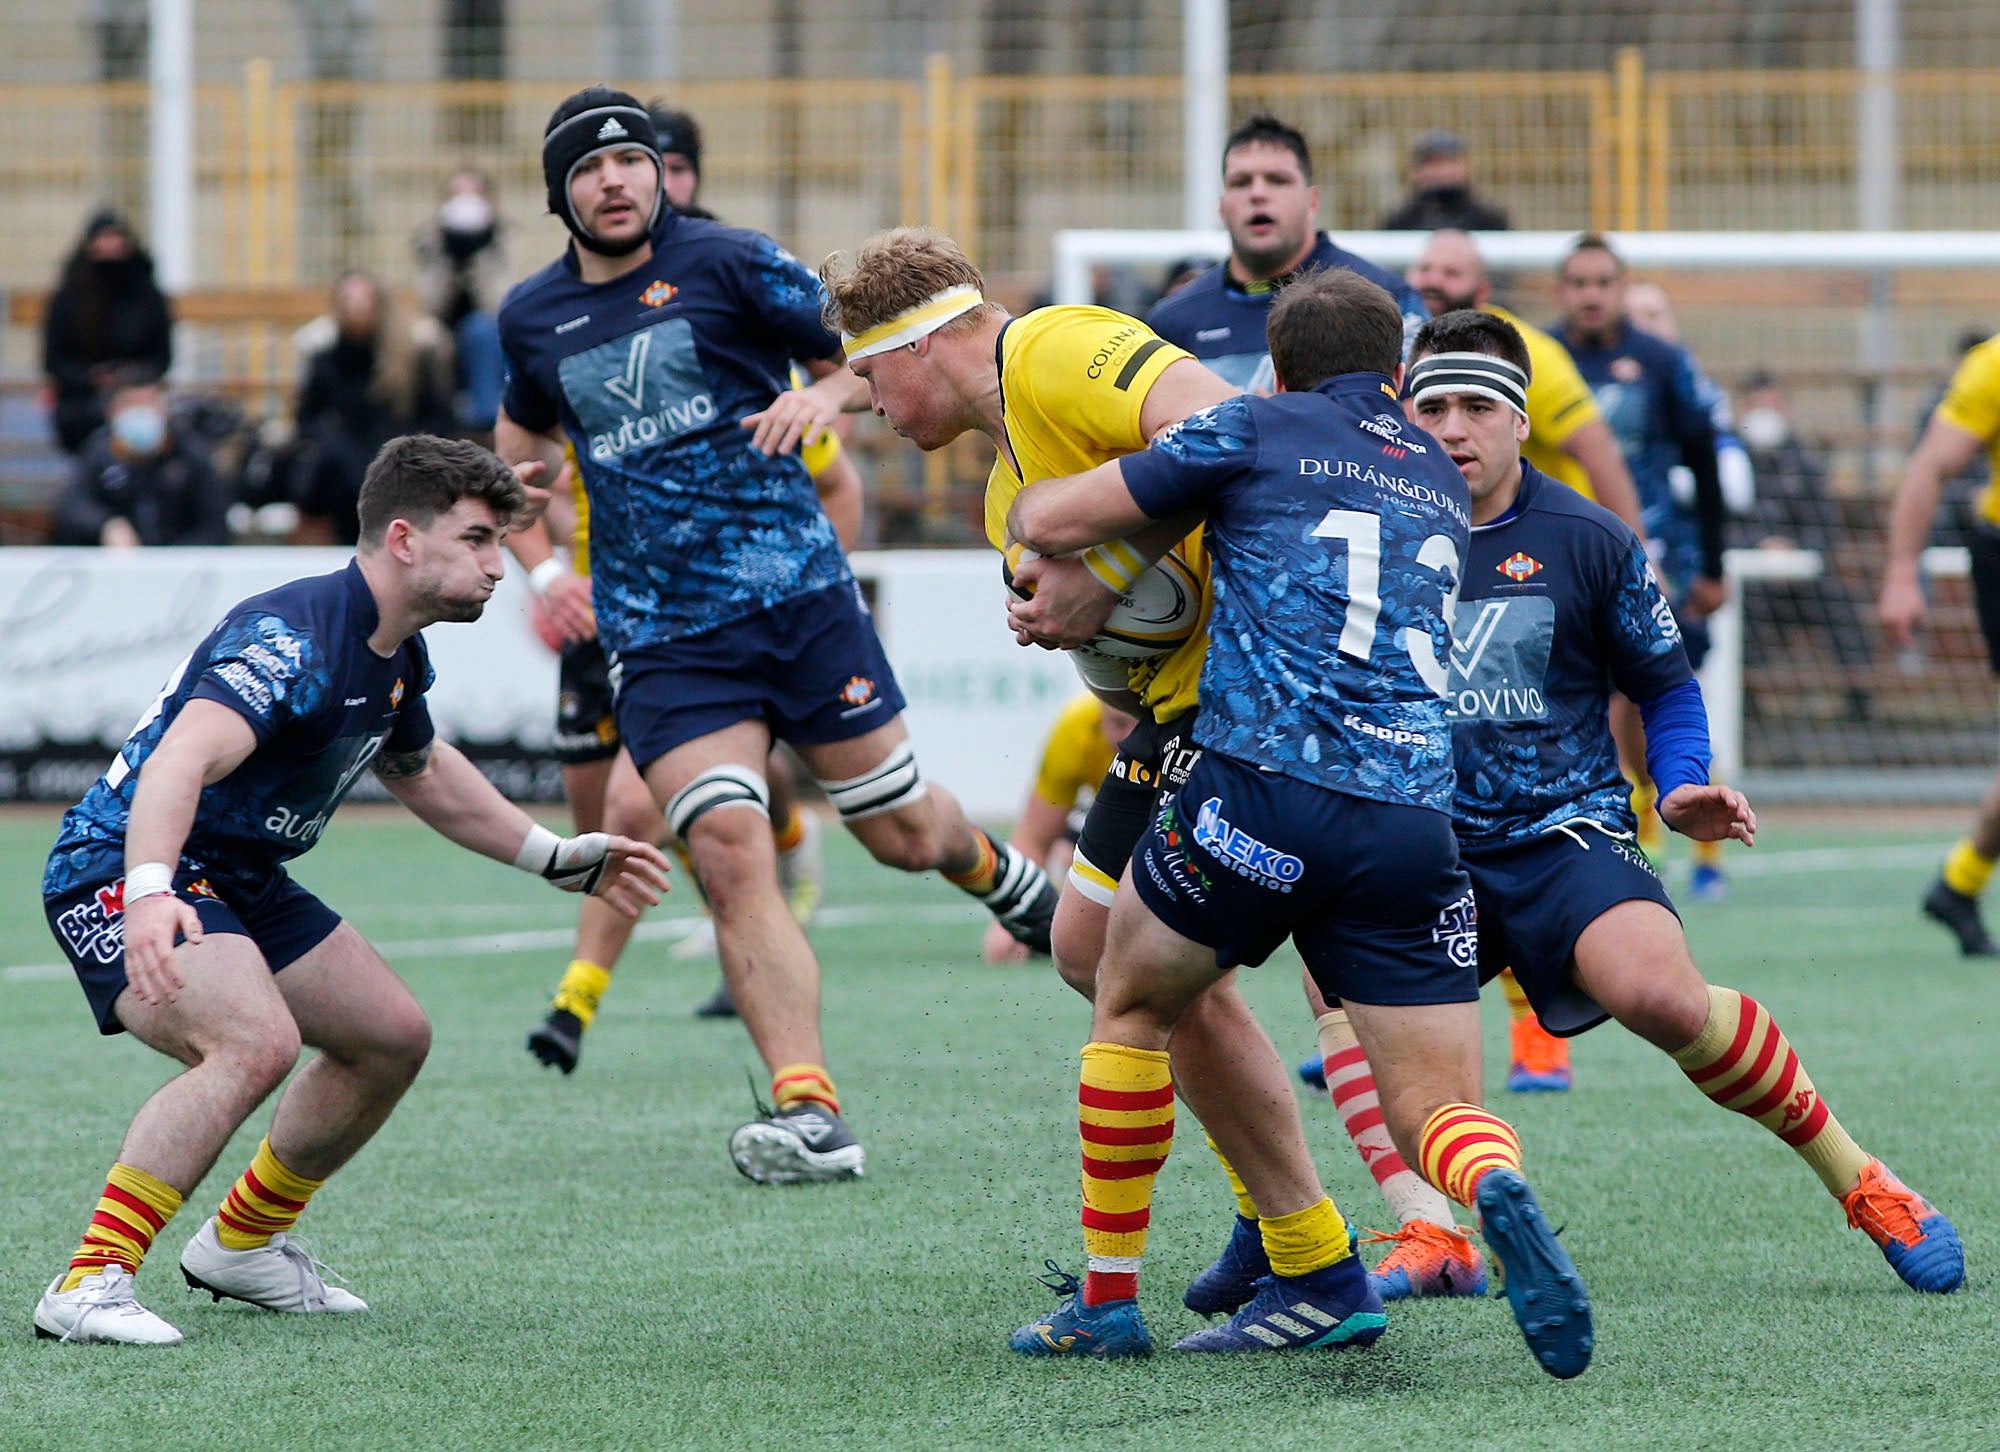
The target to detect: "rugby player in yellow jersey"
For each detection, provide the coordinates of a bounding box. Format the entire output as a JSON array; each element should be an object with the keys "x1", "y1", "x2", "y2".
[
  {"x1": 1881, "y1": 330, "x2": 2000, "y2": 956},
  {"x1": 510, "y1": 398, "x2": 865, "y2": 1070},
  {"x1": 821, "y1": 224, "x2": 1340, "y2": 1310},
  {"x1": 985, "y1": 694, "x2": 1136, "y2": 964}
]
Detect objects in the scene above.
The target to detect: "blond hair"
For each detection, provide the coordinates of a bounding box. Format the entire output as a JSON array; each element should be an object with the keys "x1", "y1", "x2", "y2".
[{"x1": 820, "y1": 227, "x2": 1001, "y2": 342}]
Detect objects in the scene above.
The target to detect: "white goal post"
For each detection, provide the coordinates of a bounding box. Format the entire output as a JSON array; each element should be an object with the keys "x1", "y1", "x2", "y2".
[{"x1": 1053, "y1": 228, "x2": 2000, "y2": 792}]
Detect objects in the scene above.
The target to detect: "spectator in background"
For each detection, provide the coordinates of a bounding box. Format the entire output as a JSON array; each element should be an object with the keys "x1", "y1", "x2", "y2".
[
  {"x1": 1732, "y1": 371, "x2": 1873, "y2": 723},
  {"x1": 52, "y1": 367, "x2": 230, "y2": 548},
  {"x1": 1379, "y1": 130, "x2": 1510, "y2": 232},
  {"x1": 415, "y1": 166, "x2": 510, "y2": 432},
  {"x1": 1623, "y1": 280, "x2": 1755, "y2": 520},
  {"x1": 42, "y1": 210, "x2": 175, "y2": 455},
  {"x1": 290, "y1": 269, "x2": 455, "y2": 545}
]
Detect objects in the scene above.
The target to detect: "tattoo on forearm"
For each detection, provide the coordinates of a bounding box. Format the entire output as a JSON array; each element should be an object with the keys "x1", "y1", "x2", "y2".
[{"x1": 371, "y1": 745, "x2": 433, "y2": 781}]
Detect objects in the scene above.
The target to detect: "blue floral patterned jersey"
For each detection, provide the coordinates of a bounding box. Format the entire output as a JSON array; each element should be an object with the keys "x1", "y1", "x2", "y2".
[
  {"x1": 43, "y1": 562, "x2": 436, "y2": 898},
  {"x1": 1449, "y1": 463, "x2": 1693, "y2": 845},
  {"x1": 499, "y1": 211, "x2": 848, "y2": 652},
  {"x1": 1119, "y1": 373, "x2": 1470, "y2": 813}
]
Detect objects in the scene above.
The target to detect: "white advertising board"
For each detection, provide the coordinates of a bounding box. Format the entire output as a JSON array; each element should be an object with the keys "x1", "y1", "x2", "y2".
[{"x1": 0, "y1": 547, "x2": 1084, "y2": 819}]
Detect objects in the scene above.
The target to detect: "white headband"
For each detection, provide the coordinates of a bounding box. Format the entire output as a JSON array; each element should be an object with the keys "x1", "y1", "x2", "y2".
[
  {"x1": 1407, "y1": 350, "x2": 1531, "y2": 422},
  {"x1": 841, "y1": 285, "x2": 984, "y2": 361}
]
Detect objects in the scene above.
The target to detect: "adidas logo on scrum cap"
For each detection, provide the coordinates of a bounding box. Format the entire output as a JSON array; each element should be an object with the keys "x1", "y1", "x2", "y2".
[{"x1": 596, "y1": 116, "x2": 628, "y2": 141}]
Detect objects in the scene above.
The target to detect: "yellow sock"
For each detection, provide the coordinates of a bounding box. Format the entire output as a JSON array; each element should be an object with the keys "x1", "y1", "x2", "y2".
[
  {"x1": 1259, "y1": 1197, "x2": 1352, "y2": 1278},
  {"x1": 1943, "y1": 839, "x2": 1995, "y2": 898},
  {"x1": 772, "y1": 807, "x2": 805, "y2": 856},
  {"x1": 551, "y1": 959, "x2": 612, "y2": 1028},
  {"x1": 772, "y1": 1063, "x2": 840, "y2": 1114},
  {"x1": 1206, "y1": 1133, "x2": 1258, "y2": 1219},
  {"x1": 1693, "y1": 838, "x2": 1724, "y2": 868},
  {"x1": 215, "y1": 1138, "x2": 323, "y2": 1251},
  {"x1": 1497, "y1": 968, "x2": 1533, "y2": 1023},
  {"x1": 61, "y1": 1163, "x2": 181, "y2": 1291}
]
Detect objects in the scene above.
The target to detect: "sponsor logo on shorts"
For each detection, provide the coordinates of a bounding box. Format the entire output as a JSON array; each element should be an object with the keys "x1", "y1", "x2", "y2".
[
  {"x1": 1606, "y1": 836, "x2": 1658, "y2": 875},
  {"x1": 1498, "y1": 551, "x2": 1543, "y2": 581},
  {"x1": 1432, "y1": 889, "x2": 1479, "y2": 969},
  {"x1": 1147, "y1": 799, "x2": 1212, "y2": 902},
  {"x1": 1192, "y1": 795, "x2": 1303, "y2": 893},
  {"x1": 1358, "y1": 411, "x2": 1428, "y2": 454},
  {"x1": 56, "y1": 879, "x2": 134, "y2": 965}
]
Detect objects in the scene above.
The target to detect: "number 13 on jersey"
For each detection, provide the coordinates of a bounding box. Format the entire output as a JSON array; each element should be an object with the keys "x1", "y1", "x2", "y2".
[{"x1": 1310, "y1": 509, "x2": 1462, "y2": 695}]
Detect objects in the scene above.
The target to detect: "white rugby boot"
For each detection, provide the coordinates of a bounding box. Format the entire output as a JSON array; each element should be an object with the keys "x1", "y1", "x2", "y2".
[
  {"x1": 178, "y1": 1219, "x2": 368, "y2": 1313},
  {"x1": 34, "y1": 1267, "x2": 184, "y2": 1344}
]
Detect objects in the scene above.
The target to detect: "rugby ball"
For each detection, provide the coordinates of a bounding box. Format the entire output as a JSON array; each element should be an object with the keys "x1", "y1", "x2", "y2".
[{"x1": 1002, "y1": 543, "x2": 1203, "y2": 661}]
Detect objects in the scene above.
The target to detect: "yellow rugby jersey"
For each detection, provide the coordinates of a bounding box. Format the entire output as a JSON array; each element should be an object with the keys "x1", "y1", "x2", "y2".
[
  {"x1": 568, "y1": 377, "x2": 842, "y2": 577},
  {"x1": 1033, "y1": 693, "x2": 1118, "y2": 811},
  {"x1": 1934, "y1": 334, "x2": 2000, "y2": 525},
  {"x1": 984, "y1": 306, "x2": 1207, "y2": 722},
  {"x1": 1486, "y1": 304, "x2": 1601, "y2": 499}
]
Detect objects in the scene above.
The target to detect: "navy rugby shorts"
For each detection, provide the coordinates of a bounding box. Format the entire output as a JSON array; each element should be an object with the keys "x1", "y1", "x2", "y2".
[
  {"x1": 1461, "y1": 821, "x2": 1678, "y2": 1036},
  {"x1": 612, "y1": 579, "x2": 907, "y2": 772},
  {"x1": 45, "y1": 865, "x2": 342, "y2": 1036},
  {"x1": 1130, "y1": 749, "x2": 1478, "y2": 1008}
]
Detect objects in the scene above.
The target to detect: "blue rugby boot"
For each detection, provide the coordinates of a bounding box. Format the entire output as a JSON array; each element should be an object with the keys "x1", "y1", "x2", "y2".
[
  {"x1": 1184, "y1": 1214, "x2": 1271, "y2": 1316},
  {"x1": 1841, "y1": 1159, "x2": 1965, "y2": 1294},
  {"x1": 1173, "y1": 1250, "x2": 1386, "y2": 1353},
  {"x1": 1475, "y1": 1167, "x2": 1593, "y2": 1379},
  {"x1": 1009, "y1": 1262, "x2": 1152, "y2": 1359},
  {"x1": 1297, "y1": 1053, "x2": 1327, "y2": 1091}
]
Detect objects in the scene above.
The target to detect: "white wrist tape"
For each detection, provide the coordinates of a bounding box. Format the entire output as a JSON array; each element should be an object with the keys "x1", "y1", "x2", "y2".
[
  {"x1": 513, "y1": 823, "x2": 562, "y2": 873},
  {"x1": 528, "y1": 556, "x2": 570, "y2": 597},
  {"x1": 124, "y1": 861, "x2": 176, "y2": 902}
]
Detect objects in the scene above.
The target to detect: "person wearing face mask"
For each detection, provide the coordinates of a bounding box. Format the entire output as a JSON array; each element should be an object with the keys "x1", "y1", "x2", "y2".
[
  {"x1": 53, "y1": 368, "x2": 230, "y2": 548},
  {"x1": 1379, "y1": 131, "x2": 1511, "y2": 234},
  {"x1": 415, "y1": 167, "x2": 511, "y2": 432},
  {"x1": 42, "y1": 210, "x2": 176, "y2": 455}
]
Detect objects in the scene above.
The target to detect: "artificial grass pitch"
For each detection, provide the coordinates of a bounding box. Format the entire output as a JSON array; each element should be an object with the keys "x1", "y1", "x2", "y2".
[{"x1": 0, "y1": 806, "x2": 1994, "y2": 1450}]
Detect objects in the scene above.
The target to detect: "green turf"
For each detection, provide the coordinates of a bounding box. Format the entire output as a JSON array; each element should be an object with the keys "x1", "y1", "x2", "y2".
[{"x1": 1, "y1": 807, "x2": 1994, "y2": 1451}]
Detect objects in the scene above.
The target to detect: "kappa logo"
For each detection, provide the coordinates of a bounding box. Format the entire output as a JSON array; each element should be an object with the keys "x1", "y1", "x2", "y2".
[
  {"x1": 1779, "y1": 1087, "x2": 1816, "y2": 1128},
  {"x1": 605, "y1": 331, "x2": 651, "y2": 410},
  {"x1": 639, "y1": 279, "x2": 678, "y2": 308},
  {"x1": 1498, "y1": 551, "x2": 1543, "y2": 581},
  {"x1": 1194, "y1": 326, "x2": 1231, "y2": 342},
  {"x1": 596, "y1": 115, "x2": 629, "y2": 141}
]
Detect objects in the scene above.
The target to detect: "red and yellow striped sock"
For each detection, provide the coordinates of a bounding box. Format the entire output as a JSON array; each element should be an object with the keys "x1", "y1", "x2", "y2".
[
  {"x1": 1260, "y1": 1197, "x2": 1352, "y2": 1278},
  {"x1": 61, "y1": 1163, "x2": 182, "y2": 1291},
  {"x1": 941, "y1": 825, "x2": 1003, "y2": 896},
  {"x1": 772, "y1": 807, "x2": 805, "y2": 856},
  {"x1": 1079, "y1": 1041, "x2": 1173, "y2": 1305},
  {"x1": 772, "y1": 1063, "x2": 840, "y2": 1115},
  {"x1": 1943, "y1": 839, "x2": 1995, "y2": 898},
  {"x1": 1205, "y1": 1132, "x2": 1258, "y2": 1219},
  {"x1": 1318, "y1": 1011, "x2": 1456, "y2": 1227},
  {"x1": 216, "y1": 1138, "x2": 323, "y2": 1251},
  {"x1": 1669, "y1": 985, "x2": 1871, "y2": 1195},
  {"x1": 1419, "y1": 1103, "x2": 1525, "y2": 1209}
]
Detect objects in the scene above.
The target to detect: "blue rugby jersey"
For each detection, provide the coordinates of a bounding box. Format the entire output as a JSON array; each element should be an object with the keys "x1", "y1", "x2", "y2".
[
  {"x1": 1146, "y1": 234, "x2": 1427, "y2": 392},
  {"x1": 498, "y1": 210, "x2": 848, "y2": 653},
  {"x1": 44, "y1": 561, "x2": 435, "y2": 898},
  {"x1": 1448, "y1": 463, "x2": 1693, "y2": 846},
  {"x1": 1119, "y1": 373, "x2": 1470, "y2": 813},
  {"x1": 1552, "y1": 320, "x2": 1721, "y2": 590}
]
